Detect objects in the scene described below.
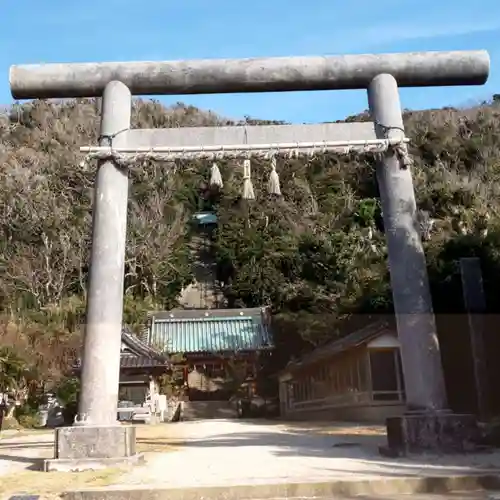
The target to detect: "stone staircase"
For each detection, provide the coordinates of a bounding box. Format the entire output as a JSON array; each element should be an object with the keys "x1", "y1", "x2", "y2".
[
  {"x1": 178, "y1": 233, "x2": 224, "y2": 309},
  {"x1": 182, "y1": 401, "x2": 236, "y2": 421},
  {"x1": 176, "y1": 216, "x2": 235, "y2": 422}
]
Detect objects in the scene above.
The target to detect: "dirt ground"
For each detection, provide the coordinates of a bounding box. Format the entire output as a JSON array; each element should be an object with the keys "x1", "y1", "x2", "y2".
[
  {"x1": 120, "y1": 420, "x2": 500, "y2": 489},
  {"x1": 1, "y1": 420, "x2": 500, "y2": 499}
]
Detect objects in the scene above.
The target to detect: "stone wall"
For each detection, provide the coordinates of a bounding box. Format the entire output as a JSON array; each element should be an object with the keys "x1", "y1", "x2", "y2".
[{"x1": 282, "y1": 402, "x2": 405, "y2": 423}]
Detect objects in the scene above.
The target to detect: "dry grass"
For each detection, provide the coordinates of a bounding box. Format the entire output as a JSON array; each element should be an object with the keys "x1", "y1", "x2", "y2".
[
  {"x1": 0, "y1": 468, "x2": 121, "y2": 499},
  {"x1": 0, "y1": 428, "x2": 50, "y2": 439},
  {"x1": 280, "y1": 421, "x2": 387, "y2": 436},
  {"x1": 317, "y1": 426, "x2": 386, "y2": 437},
  {"x1": 136, "y1": 438, "x2": 180, "y2": 453},
  {"x1": 135, "y1": 423, "x2": 185, "y2": 453}
]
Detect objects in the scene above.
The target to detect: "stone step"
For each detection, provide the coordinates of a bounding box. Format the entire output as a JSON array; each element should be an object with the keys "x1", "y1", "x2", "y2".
[
  {"x1": 60, "y1": 474, "x2": 500, "y2": 500},
  {"x1": 182, "y1": 401, "x2": 236, "y2": 420}
]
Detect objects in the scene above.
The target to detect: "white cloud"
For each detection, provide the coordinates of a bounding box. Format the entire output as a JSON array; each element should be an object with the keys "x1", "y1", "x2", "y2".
[
  {"x1": 356, "y1": 21, "x2": 500, "y2": 47},
  {"x1": 294, "y1": 20, "x2": 500, "y2": 56}
]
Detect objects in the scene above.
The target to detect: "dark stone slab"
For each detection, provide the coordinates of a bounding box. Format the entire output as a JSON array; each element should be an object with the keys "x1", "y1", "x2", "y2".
[{"x1": 381, "y1": 412, "x2": 482, "y2": 456}]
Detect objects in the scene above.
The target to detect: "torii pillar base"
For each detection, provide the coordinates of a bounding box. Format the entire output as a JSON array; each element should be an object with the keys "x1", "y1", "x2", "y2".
[
  {"x1": 43, "y1": 425, "x2": 144, "y2": 472},
  {"x1": 380, "y1": 411, "x2": 483, "y2": 457}
]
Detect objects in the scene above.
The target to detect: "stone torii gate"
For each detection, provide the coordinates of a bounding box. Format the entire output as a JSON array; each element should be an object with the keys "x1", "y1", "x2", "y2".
[{"x1": 10, "y1": 49, "x2": 489, "y2": 469}]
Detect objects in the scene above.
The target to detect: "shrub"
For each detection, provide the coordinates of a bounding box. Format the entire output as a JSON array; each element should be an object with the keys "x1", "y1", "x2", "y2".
[{"x1": 18, "y1": 414, "x2": 39, "y2": 429}]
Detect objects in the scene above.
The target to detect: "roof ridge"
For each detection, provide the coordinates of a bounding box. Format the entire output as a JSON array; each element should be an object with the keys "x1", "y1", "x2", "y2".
[
  {"x1": 157, "y1": 316, "x2": 261, "y2": 322},
  {"x1": 148, "y1": 307, "x2": 268, "y2": 319}
]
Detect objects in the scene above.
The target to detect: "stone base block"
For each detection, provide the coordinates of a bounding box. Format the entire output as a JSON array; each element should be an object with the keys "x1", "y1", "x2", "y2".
[
  {"x1": 44, "y1": 452, "x2": 144, "y2": 472},
  {"x1": 381, "y1": 412, "x2": 482, "y2": 456},
  {"x1": 43, "y1": 424, "x2": 142, "y2": 472}
]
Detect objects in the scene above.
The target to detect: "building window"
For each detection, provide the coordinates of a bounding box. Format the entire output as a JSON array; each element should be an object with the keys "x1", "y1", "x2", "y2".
[
  {"x1": 297, "y1": 382, "x2": 303, "y2": 402},
  {"x1": 350, "y1": 358, "x2": 360, "y2": 391},
  {"x1": 332, "y1": 366, "x2": 340, "y2": 392},
  {"x1": 205, "y1": 363, "x2": 225, "y2": 378},
  {"x1": 286, "y1": 382, "x2": 295, "y2": 408},
  {"x1": 119, "y1": 385, "x2": 147, "y2": 405},
  {"x1": 369, "y1": 349, "x2": 403, "y2": 401},
  {"x1": 340, "y1": 359, "x2": 350, "y2": 391},
  {"x1": 357, "y1": 355, "x2": 368, "y2": 391}
]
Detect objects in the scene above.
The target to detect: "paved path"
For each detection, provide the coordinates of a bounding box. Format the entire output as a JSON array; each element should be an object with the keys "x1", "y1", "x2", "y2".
[
  {"x1": 121, "y1": 419, "x2": 500, "y2": 488},
  {"x1": 0, "y1": 430, "x2": 53, "y2": 475}
]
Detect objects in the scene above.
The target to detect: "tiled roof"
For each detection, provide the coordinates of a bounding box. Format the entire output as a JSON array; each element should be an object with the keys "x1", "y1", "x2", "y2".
[
  {"x1": 121, "y1": 329, "x2": 166, "y2": 361},
  {"x1": 120, "y1": 355, "x2": 168, "y2": 369},
  {"x1": 120, "y1": 328, "x2": 169, "y2": 369},
  {"x1": 73, "y1": 328, "x2": 169, "y2": 371},
  {"x1": 192, "y1": 211, "x2": 218, "y2": 225},
  {"x1": 148, "y1": 308, "x2": 274, "y2": 354}
]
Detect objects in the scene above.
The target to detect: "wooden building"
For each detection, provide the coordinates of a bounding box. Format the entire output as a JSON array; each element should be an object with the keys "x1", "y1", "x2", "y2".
[
  {"x1": 145, "y1": 307, "x2": 274, "y2": 401},
  {"x1": 277, "y1": 320, "x2": 406, "y2": 423}
]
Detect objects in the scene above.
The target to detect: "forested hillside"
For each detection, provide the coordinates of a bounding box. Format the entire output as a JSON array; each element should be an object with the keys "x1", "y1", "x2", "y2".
[{"x1": 1, "y1": 96, "x2": 500, "y2": 393}]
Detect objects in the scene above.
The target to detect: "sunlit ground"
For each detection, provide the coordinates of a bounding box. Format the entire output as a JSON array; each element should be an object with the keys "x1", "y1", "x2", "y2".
[{"x1": 0, "y1": 423, "x2": 183, "y2": 498}]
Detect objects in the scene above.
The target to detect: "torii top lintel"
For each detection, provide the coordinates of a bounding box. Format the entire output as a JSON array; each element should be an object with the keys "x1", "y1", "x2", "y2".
[{"x1": 9, "y1": 50, "x2": 490, "y2": 100}]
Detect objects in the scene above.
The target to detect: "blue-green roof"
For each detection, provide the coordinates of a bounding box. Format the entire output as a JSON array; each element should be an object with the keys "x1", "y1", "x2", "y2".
[
  {"x1": 192, "y1": 211, "x2": 218, "y2": 225},
  {"x1": 148, "y1": 315, "x2": 273, "y2": 354}
]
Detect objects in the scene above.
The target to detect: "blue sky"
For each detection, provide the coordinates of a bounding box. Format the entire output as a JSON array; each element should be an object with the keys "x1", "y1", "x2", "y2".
[{"x1": 1, "y1": 0, "x2": 499, "y2": 123}]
